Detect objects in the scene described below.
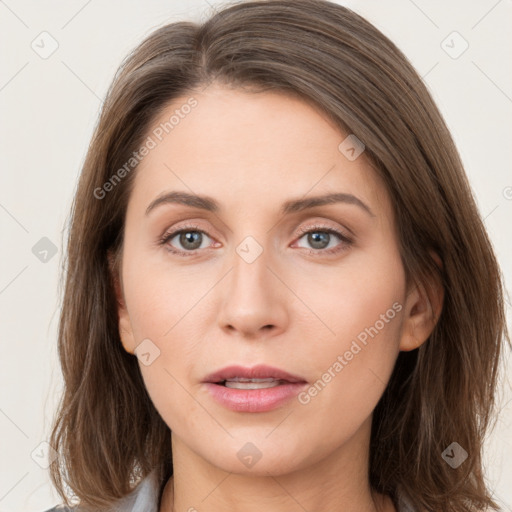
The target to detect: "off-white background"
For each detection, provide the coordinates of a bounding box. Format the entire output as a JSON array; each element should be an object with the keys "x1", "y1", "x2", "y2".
[{"x1": 0, "y1": 0, "x2": 511, "y2": 511}]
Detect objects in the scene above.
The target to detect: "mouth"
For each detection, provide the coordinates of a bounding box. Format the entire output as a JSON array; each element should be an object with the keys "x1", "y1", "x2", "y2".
[{"x1": 202, "y1": 364, "x2": 308, "y2": 412}]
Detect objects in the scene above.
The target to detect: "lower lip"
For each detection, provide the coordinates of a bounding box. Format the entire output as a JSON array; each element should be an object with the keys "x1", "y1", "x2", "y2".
[{"x1": 203, "y1": 382, "x2": 308, "y2": 412}]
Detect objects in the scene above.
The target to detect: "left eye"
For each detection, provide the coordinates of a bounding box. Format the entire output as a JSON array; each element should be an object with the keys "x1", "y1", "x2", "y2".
[{"x1": 295, "y1": 229, "x2": 346, "y2": 251}]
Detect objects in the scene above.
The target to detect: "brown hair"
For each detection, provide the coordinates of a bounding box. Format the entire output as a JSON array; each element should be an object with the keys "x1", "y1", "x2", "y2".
[{"x1": 48, "y1": 0, "x2": 510, "y2": 510}]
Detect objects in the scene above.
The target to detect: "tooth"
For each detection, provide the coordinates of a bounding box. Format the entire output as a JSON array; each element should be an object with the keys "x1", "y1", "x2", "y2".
[
  {"x1": 224, "y1": 381, "x2": 282, "y2": 389},
  {"x1": 225, "y1": 377, "x2": 277, "y2": 383}
]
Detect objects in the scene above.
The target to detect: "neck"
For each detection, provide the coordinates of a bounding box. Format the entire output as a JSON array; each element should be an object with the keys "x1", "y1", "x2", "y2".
[{"x1": 159, "y1": 416, "x2": 395, "y2": 512}]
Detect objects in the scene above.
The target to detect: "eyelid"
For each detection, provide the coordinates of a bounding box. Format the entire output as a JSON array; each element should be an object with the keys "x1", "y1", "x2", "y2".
[
  {"x1": 294, "y1": 220, "x2": 352, "y2": 239},
  {"x1": 293, "y1": 214, "x2": 357, "y2": 238}
]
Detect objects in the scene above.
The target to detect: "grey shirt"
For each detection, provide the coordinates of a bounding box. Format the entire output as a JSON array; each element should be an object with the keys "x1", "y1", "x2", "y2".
[{"x1": 43, "y1": 469, "x2": 416, "y2": 512}]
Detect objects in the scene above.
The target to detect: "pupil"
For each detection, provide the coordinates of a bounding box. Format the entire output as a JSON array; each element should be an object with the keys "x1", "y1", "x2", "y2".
[
  {"x1": 309, "y1": 232, "x2": 329, "y2": 249},
  {"x1": 180, "y1": 231, "x2": 202, "y2": 250}
]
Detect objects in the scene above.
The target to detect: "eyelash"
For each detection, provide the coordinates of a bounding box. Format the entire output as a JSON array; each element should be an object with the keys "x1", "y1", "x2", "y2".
[{"x1": 158, "y1": 223, "x2": 354, "y2": 257}]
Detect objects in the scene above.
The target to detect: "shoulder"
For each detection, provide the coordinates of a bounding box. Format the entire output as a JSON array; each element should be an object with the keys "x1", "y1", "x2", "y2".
[{"x1": 40, "y1": 468, "x2": 163, "y2": 512}]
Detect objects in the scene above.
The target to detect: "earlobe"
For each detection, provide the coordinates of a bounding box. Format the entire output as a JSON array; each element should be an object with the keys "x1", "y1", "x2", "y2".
[
  {"x1": 399, "y1": 255, "x2": 444, "y2": 352},
  {"x1": 107, "y1": 249, "x2": 136, "y2": 355}
]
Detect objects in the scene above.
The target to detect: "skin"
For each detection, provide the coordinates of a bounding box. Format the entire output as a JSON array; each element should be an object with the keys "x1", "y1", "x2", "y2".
[{"x1": 111, "y1": 83, "x2": 443, "y2": 512}]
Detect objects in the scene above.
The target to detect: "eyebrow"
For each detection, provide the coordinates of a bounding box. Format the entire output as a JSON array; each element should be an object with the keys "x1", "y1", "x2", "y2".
[
  {"x1": 145, "y1": 191, "x2": 375, "y2": 217},
  {"x1": 281, "y1": 192, "x2": 375, "y2": 217},
  {"x1": 146, "y1": 191, "x2": 219, "y2": 216}
]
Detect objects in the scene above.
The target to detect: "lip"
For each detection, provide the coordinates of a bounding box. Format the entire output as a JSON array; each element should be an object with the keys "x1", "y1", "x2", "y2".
[
  {"x1": 202, "y1": 364, "x2": 308, "y2": 413},
  {"x1": 202, "y1": 364, "x2": 307, "y2": 384}
]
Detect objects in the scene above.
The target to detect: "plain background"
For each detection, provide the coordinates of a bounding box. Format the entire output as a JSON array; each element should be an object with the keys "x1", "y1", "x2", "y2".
[{"x1": 0, "y1": 0, "x2": 511, "y2": 510}]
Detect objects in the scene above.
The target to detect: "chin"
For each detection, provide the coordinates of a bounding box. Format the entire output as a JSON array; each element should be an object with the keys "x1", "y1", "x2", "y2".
[{"x1": 197, "y1": 434, "x2": 317, "y2": 477}]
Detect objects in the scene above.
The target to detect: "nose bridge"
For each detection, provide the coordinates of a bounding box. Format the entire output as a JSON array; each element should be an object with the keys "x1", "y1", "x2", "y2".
[
  {"x1": 216, "y1": 233, "x2": 287, "y2": 335},
  {"x1": 232, "y1": 236, "x2": 269, "y2": 293}
]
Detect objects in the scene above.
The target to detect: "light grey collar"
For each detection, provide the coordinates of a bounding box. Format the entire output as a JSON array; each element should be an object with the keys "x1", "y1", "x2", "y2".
[{"x1": 111, "y1": 469, "x2": 160, "y2": 512}]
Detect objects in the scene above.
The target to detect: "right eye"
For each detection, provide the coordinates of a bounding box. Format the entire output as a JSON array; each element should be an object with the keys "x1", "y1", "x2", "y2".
[{"x1": 159, "y1": 227, "x2": 216, "y2": 256}]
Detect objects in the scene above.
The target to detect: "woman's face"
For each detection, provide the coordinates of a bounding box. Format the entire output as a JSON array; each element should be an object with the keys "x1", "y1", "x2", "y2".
[{"x1": 114, "y1": 83, "x2": 423, "y2": 476}]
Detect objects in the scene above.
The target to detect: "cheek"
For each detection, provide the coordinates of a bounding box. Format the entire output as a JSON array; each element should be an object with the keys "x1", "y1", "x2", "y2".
[
  {"x1": 292, "y1": 303, "x2": 403, "y2": 453},
  {"x1": 123, "y1": 251, "x2": 208, "y2": 343},
  {"x1": 293, "y1": 238, "x2": 405, "y2": 354},
  {"x1": 122, "y1": 257, "x2": 214, "y2": 427},
  {"x1": 292, "y1": 247, "x2": 405, "y2": 421}
]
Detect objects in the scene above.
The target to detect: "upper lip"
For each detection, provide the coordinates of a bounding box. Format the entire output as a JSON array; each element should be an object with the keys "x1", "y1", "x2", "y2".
[{"x1": 202, "y1": 364, "x2": 307, "y2": 384}]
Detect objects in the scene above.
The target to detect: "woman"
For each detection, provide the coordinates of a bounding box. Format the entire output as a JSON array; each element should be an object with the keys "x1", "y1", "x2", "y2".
[{"x1": 44, "y1": 0, "x2": 509, "y2": 511}]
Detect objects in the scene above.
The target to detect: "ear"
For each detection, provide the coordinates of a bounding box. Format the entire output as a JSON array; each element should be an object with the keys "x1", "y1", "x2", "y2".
[
  {"x1": 108, "y1": 249, "x2": 136, "y2": 355},
  {"x1": 399, "y1": 251, "x2": 444, "y2": 352}
]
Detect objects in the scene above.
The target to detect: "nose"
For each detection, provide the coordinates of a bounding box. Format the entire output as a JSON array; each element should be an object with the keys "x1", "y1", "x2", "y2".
[{"x1": 216, "y1": 244, "x2": 289, "y2": 339}]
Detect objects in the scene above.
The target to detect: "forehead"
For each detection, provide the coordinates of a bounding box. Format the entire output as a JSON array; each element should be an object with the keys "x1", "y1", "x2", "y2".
[{"x1": 129, "y1": 84, "x2": 390, "y2": 218}]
